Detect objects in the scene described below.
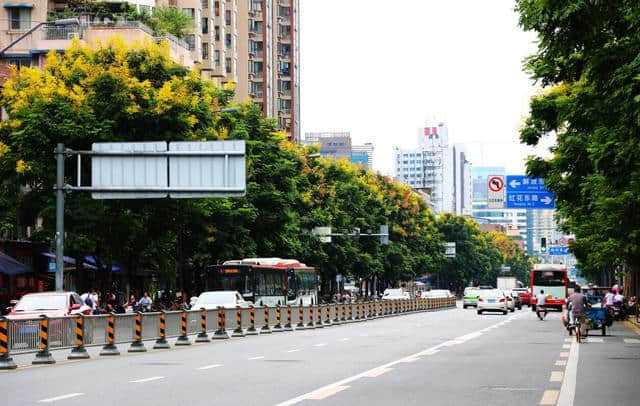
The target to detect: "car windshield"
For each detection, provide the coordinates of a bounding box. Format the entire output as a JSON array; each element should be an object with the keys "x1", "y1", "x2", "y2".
[
  {"x1": 196, "y1": 292, "x2": 236, "y2": 305},
  {"x1": 14, "y1": 295, "x2": 67, "y2": 311},
  {"x1": 464, "y1": 288, "x2": 478, "y2": 295},
  {"x1": 533, "y1": 271, "x2": 565, "y2": 286}
]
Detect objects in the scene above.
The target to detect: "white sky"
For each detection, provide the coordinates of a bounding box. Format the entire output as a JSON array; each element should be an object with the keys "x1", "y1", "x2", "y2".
[{"x1": 300, "y1": 0, "x2": 555, "y2": 176}]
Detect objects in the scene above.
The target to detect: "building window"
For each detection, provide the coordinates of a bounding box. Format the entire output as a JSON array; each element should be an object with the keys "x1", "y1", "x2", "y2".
[
  {"x1": 214, "y1": 50, "x2": 220, "y2": 67},
  {"x1": 225, "y1": 57, "x2": 232, "y2": 74},
  {"x1": 202, "y1": 42, "x2": 209, "y2": 60},
  {"x1": 225, "y1": 33, "x2": 231, "y2": 49},
  {"x1": 278, "y1": 80, "x2": 291, "y2": 93},
  {"x1": 278, "y1": 5, "x2": 290, "y2": 17},
  {"x1": 201, "y1": 0, "x2": 208, "y2": 9},
  {"x1": 9, "y1": 8, "x2": 31, "y2": 31},
  {"x1": 279, "y1": 99, "x2": 291, "y2": 113},
  {"x1": 225, "y1": 10, "x2": 231, "y2": 25},
  {"x1": 185, "y1": 34, "x2": 196, "y2": 51},
  {"x1": 214, "y1": 1, "x2": 220, "y2": 16},
  {"x1": 9, "y1": 58, "x2": 31, "y2": 69},
  {"x1": 250, "y1": 0, "x2": 262, "y2": 12},
  {"x1": 250, "y1": 81, "x2": 263, "y2": 97},
  {"x1": 214, "y1": 25, "x2": 220, "y2": 41},
  {"x1": 249, "y1": 20, "x2": 263, "y2": 34},
  {"x1": 182, "y1": 8, "x2": 195, "y2": 20},
  {"x1": 202, "y1": 18, "x2": 208, "y2": 34},
  {"x1": 278, "y1": 43, "x2": 291, "y2": 58},
  {"x1": 278, "y1": 61, "x2": 291, "y2": 75}
]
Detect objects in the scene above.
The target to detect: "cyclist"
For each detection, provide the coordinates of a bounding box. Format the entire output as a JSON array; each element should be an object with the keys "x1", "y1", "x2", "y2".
[
  {"x1": 536, "y1": 289, "x2": 548, "y2": 320},
  {"x1": 567, "y1": 285, "x2": 588, "y2": 327}
]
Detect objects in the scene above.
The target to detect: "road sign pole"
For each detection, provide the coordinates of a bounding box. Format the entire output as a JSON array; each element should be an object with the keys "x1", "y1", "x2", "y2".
[{"x1": 55, "y1": 143, "x2": 65, "y2": 292}]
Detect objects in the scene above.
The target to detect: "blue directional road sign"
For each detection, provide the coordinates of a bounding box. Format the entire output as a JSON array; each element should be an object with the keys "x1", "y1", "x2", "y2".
[
  {"x1": 548, "y1": 246, "x2": 569, "y2": 256},
  {"x1": 505, "y1": 175, "x2": 556, "y2": 209}
]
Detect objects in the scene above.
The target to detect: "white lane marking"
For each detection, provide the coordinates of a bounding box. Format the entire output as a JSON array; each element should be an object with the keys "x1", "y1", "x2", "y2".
[
  {"x1": 363, "y1": 367, "x2": 392, "y2": 378},
  {"x1": 38, "y1": 393, "x2": 84, "y2": 403},
  {"x1": 286, "y1": 349, "x2": 300, "y2": 353},
  {"x1": 339, "y1": 338, "x2": 349, "y2": 342},
  {"x1": 562, "y1": 344, "x2": 571, "y2": 349},
  {"x1": 248, "y1": 356, "x2": 265, "y2": 360},
  {"x1": 550, "y1": 371, "x2": 564, "y2": 382},
  {"x1": 588, "y1": 337, "x2": 603, "y2": 343},
  {"x1": 417, "y1": 349, "x2": 440, "y2": 356},
  {"x1": 307, "y1": 385, "x2": 350, "y2": 400},
  {"x1": 557, "y1": 339, "x2": 579, "y2": 406},
  {"x1": 399, "y1": 357, "x2": 420, "y2": 363},
  {"x1": 555, "y1": 360, "x2": 567, "y2": 366},
  {"x1": 274, "y1": 317, "x2": 507, "y2": 406},
  {"x1": 130, "y1": 376, "x2": 164, "y2": 383},
  {"x1": 559, "y1": 352, "x2": 569, "y2": 358},
  {"x1": 540, "y1": 390, "x2": 559, "y2": 405},
  {"x1": 197, "y1": 364, "x2": 222, "y2": 370},
  {"x1": 313, "y1": 343, "x2": 327, "y2": 347},
  {"x1": 624, "y1": 338, "x2": 640, "y2": 344},
  {"x1": 564, "y1": 338, "x2": 572, "y2": 343}
]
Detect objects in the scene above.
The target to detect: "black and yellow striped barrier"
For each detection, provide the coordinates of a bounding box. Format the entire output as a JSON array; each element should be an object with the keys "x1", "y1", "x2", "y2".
[
  {"x1": 68, "y1": 315, "x2": 90, "y2": 359},
  {"x1": 232, "y1": 306, "x2": 246, "y2": 337},
  {"x1": 247, "y1": 305, "x2": 259, "y2": 335},
  {"x1": 196, "y1": 309, "x2": 210, "y2": 342},
  {"x1": 306, "y1": 303, "x2": 315, "y2": 328},
  {"x1": 325, "y1": 304, "x2": 332, "y2": 326},
  {"x1": 0, "y1": 317, "x2": 16, "y2": 369},
  {"x1": 175, "y1": 310, "x2": 192, "y2": 345},
  {"x1": 316, "y1": 304, "x2": 324, "y2": 328},
  {"x1": 284, "y1": 305, "x2": 294, "y2": 331},
  {"x1": 261, "y1": 305, "x2": 272, "y2": 333},
  {"x1": 273, "y1": 305, "x2": 284, "y2": 332},
  {"x1": 100, "y1": 313, "x2": 119, "y2": 356},
  {"x1": 296, "y1": 303, "x2": 305, "y2": 330},
  {"x1": 32, "y1": 316, "x2": 55, "y2": 364},
  {"x1": 128, "y1": 311, "x2": 147, "y2": 352},
  {"x1": 333, "y1": 303, "x2": 341, "y2": 324},
  {"x1": 153, "y1": 311, "x2": 170, "y2": 349},
  {"x1": 213, "y1": 307, "x2": 230, "y2": 339}
]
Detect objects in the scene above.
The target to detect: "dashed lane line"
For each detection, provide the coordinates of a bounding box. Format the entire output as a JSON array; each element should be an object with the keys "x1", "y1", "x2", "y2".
[
  {"x1": 197, "y1": 364, "x2": 222, "y2": 370},
  {"x1": 313, "y1": 343, "x2": 327, "y2": 347},
  {"x1": 557, "y1": 339, "x2": 579, "y2": 406},
  {"x1": 286, "y1": 349, "x2": 300, "y2": 353},
  {"x1": 559, "y1": 352, "x2": 569, "y2": 358},
  {"x1": 540, "y1": 390, "x2": 559, "y2": 405},
  {"x1": 37, "y1": 393, "x2": 84, "y2": 403},
  {"x1": 555, "y1": 360, "x2": 567, "y2": 367},
  {"x1": 562, "y1": 344, "x2": 571, "y2": 349},
  {"x1": 363, "y1": 367, "x2": 392, "y2": 378},
  {"x1": 550, "y1": 371, "x2": 564, "y2": 382},
  {"x1": 130, "y1": 376, "x2": 164, "y2": 383},
  {"x1": 248, "y1": 356, "x2": 265, "y2": 360},
  {"x1": 586, "y1": 337, "x2": 603, "y2": 343},
  {"x1": 623, "y1": 338, "x2": 640, "y2": 344},
  {"x1": 306, "y1": 385, "x2": 350, "y2": 400}
]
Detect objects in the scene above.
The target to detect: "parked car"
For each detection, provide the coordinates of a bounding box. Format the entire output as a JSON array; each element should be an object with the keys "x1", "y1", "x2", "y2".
[
  {"x1": 463, "y1": 287, "x2": 480, "y2": 308},
  {"x1": 508, "y1": 290, "x2": 522, "y2": 310},
  {"x1": 421, "y1": 289, "x2": 453, "y2": 299},
  {"x1": 6, "y1": 291, "x2": 92, "y2": 320},
  {"x1": 382, "y1": 288, "x2": 410, "y2": 300},
  {"x1": 477, "y1": 289, "x2": 508, "y2": 315},
  {"x1": 192, "y1": 291, "x2": 250, "y2": 310},
  {"x1": 503, "y1": 290, "x2": 516, "y2": 312},
  {"x1": 512, "y1": 287, "x2": 531, "y2": 307}
]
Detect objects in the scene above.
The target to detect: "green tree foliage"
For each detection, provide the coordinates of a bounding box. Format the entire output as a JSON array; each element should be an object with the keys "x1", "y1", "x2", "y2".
[
  {"x1": 515, "y1": 1, "x2": 640, "y2": 280},
  {"x1": 146, "y1": 6, "x2": 196, "y2": 39},
  {"x1": 0, "y1": 39, "x2": 528, "y2": 296}
]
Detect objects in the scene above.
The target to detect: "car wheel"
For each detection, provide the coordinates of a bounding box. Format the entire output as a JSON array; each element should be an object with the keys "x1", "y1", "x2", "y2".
[
  {"x1": 477, "y1": 310, "x2": 482, "y2": 315},
  {"x1": 463, "y1": 305, "x2": 467, "y2": 309},
  {"x1": 503, "y1": 310, "x2": 508, "y2": 315},
  {"x1": 602, "y1": 325, "x2": 606, "y2": 336},
  {"x1": 510, "y1": 308, "x2": 515, "y2": 313}
]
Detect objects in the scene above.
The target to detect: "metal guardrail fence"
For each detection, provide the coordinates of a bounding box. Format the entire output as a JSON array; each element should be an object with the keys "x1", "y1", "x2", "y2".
[{"x1": 3, "y1": 298, "x2": 456, "y2": 355}]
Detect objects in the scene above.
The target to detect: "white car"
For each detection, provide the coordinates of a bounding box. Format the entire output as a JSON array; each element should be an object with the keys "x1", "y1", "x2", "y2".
[
  {"x1": 477, "y1": 289, "x2": 508, "y2": 315},
  {"x1": 421, "y1": 289, "x2": 453, "y2": 299},
  {"x1": 503, "y1": 290, "x2": 516, "y2": 312},
  {"x1": 191, "y1": 291, "x2": 250, "y2": 310},
  {"x1": 382, "y1": 288, "x2": 410, "y2": 300}
]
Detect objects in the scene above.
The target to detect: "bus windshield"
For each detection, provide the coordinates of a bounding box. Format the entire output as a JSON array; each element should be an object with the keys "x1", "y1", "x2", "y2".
[
  {"x1": 533, "y1": 271, "x2": 565, "y2": 286},
  {"x1": 212, "y1": 273, "x2": 253, "y2": 297}
]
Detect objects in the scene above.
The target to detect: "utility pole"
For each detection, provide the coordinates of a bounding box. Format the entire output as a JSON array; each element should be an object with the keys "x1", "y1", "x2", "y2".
[{"x1": 55, "y1": 143, "x2": 65, "y2": 291}]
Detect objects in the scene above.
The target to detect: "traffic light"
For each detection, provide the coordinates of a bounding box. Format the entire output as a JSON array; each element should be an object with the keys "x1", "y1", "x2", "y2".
[{"x1": 540, "y1": 237, "x2": 547, "y2": 253}]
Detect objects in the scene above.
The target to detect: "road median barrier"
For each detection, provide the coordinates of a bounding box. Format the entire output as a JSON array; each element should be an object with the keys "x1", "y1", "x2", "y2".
[
  {"x1": 0, "y1": 317, "x2": 17, "y2": 369},
  {"x1": 128, "y1": 312, "x2": 147, "y2": 352},
  {"x1": 68, "y1": 315, "x2": 90, "y2": 359}
]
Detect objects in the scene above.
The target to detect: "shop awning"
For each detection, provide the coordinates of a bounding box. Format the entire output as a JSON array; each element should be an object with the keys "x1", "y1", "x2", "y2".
[
  {"x1": 3, "y1": 3, "x2": 34, "y2": 8},
  {"x1": 84, "y1": 255, "x2": 122, "y2": 272},
  {"x1": 41, "y1": 252, "x2": 98, "y2": 270},
  {"x1": 0, "y1": 252, "x2": 31, "y2": 275}
]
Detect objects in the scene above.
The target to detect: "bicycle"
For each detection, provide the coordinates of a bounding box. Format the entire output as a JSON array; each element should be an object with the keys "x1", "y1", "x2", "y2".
[{"x1": 573, "y1": 314, "x2": 585, "y2": 343}]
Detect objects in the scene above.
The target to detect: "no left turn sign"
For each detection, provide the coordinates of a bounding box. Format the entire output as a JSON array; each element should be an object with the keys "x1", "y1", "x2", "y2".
[{"x1": 488, "y1": 176, "x2": 504, "y2": 192}]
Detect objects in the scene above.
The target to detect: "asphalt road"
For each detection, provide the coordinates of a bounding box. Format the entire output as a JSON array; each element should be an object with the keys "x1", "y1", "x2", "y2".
[{"x1": 1, "y1": 303, "x2": 639, "y2": 406}]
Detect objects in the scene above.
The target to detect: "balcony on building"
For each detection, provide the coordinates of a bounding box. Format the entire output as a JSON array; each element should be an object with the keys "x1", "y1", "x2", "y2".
[{"x1": 0, "y1": 18, "x2": 195, "y2": 69}]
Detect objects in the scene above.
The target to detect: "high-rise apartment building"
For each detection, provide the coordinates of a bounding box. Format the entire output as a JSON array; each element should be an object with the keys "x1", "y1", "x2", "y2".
[
  {"x1": 351, "y1": 143, "x2": 374, "y2": 170},
  {"x1": 0, "y1": 0, "x2": 300, "y2": 140},
  {"x1": 393, "y1": 122, "x2": 471, "y2": 215}
]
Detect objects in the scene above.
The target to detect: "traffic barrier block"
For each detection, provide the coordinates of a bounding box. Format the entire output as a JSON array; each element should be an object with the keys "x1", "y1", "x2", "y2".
[
  {"x1": 306, "y1": 304, "x2": 316, "y2": 329},
  {"x1": 246, "y1": 305, "x2": 259, "y2": 335},
  {"x1": 316, "y1": 305, "x2": 324, "y2": 328},
  {"x1": 296, "y1": 304, "x2": 306, "y2": 330},
  {"x1": 232, "y1": 306, "x2": 246, "y2": 337},
  {"x1": 284, "y1": 305, "x2": 294, "y2": 331},
  {"x1": 333, "y1": 304, "x2": 341, "y2": 324},
  {"x1": 68, "y1": 315, "x2": 90, "y2": 359},
  {"x1": 32, "y1": 316, "x2": 55, "y2": 364},
  {"x1": 175, "y1": 311, "x2": 192, "y2": 345},
  {"x1": 339, "y1": 303, "x2": 347, "y2": 324},
  {"x1": 99, "y1": 313, "x2": 120, "y2": 356},
  {"x1": 0, "y1": 317, "x2": 17, "y2": 369},
  {"x1": 128, "y1": 312, "x2": 147, "y2": 352},
  {"x1": 347, "y1": 302, "x2": 354, "y2": 322},
  {"x1": 196, "y1": 309, "x2": 210, "y2": 342},
  {"x1": 273, "y1": 305, "x2": 284, "y2": 332},
  {"x1": 153, "y1": 311, "x2": 170, "y2": 349},
  {"x1": 213, "y1": 307, "x2": 230, "y2": 339},
  {"x1": 261, "y1": 306, "x2": 272, "y2": 334},
  {"x1": 324, "y1": 304, "x2": 332, "y2": 326}
]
